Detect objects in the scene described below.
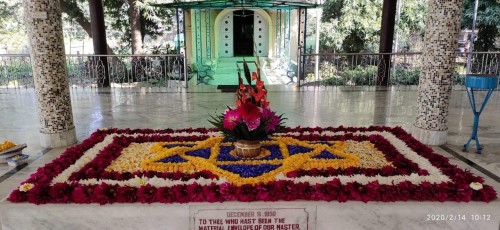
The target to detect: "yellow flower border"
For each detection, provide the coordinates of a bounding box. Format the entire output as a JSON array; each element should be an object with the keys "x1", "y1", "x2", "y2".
[{"x1": 141, "y1": 136, "x2": 359, "y2": 185}]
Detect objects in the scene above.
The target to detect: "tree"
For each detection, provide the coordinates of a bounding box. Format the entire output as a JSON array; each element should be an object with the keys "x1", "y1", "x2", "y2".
[
  {"x1": 397, "y1": 0, "x2": 427, "y2": 50},
  {"x1": 0, "y1": 1, "x2": 27, "y2": 52},
  {"x1": 461, "y1": 0, "x2": 500, "y2": 51},
  {"x1": 103, "y1": 0, "x2": 174, "y2": 54},
  {"x1": 60, "y1": 0, "x2": 117, "y2": 54},
  {"x1": 320, "y1": 0, "x2": 428, "y2": 52},
  {"x1": 128, "y1": 0, "x2": 143, "y2": 54},
  {"x1": 61, "y1": 0, "x2": 173, "y2": 54},
  {"x1": 321, "y1": 0, "x2": 382, "y2": 52},
  {"x1": 0, "y1": 1, "x2": 19, "y2": 26}
]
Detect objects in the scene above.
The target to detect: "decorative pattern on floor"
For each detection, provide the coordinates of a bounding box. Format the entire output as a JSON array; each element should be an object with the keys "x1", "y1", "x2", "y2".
[{"x1": 8, "y1": 127, "x2": 497, "y2": 204}]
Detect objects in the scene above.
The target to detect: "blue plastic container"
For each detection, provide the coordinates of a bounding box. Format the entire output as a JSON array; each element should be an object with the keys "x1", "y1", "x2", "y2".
[
  {"x1": 463, "y1": 74, "x2": 499, "y2": 153},
  {"x1": 465, "y1": 74, "x2": 499, "y2": 89}
]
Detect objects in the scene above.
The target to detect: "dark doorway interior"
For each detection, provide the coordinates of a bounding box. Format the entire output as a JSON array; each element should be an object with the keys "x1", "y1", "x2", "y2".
[{"x1": 233, "y1": 10, "x2": 254, "y2": 56}]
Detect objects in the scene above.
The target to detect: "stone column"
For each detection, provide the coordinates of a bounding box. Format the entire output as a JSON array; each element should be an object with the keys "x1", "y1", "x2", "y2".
[
  {"x1": 413, "y1": 0, "x2": 463, "y2": 145},
  {"x1": 23, "y1": 0, "x2": 77, "y2": 147}
]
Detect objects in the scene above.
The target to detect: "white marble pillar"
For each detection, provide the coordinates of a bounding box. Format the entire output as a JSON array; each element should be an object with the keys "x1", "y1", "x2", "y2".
[
  {"x1": 23, "y1": 0, "x2": 77, "y2": 148},
  {"x1": 413, "y1": 0, "x2": 464, "y2": 146}
]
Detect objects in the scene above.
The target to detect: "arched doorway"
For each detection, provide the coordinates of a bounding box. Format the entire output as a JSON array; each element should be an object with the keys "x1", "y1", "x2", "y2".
[
  {"x1": 233, "y1": 10, "x2": 254, "y2": 56},
  {"x1": 217, "y1": 10, "x2": 269, "y2": 58}
]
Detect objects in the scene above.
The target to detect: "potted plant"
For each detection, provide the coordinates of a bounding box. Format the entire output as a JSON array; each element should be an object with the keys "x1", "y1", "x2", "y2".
[{"x1": 209, "y1": 57, "x2": 286, "y2": 158}]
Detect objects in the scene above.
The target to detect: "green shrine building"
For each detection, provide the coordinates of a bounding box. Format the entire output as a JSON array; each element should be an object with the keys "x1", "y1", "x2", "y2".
[{"x1": 154, "y1": 0, "x2": 320, "y2": 85}]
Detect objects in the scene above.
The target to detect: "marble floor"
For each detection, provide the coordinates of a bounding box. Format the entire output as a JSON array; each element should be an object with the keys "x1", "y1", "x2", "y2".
[{"x1": 0, "y1": 85, "x2": 499, "y2": 229}]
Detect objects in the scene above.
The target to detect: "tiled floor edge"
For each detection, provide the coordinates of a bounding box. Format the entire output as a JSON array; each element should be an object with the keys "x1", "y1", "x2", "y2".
[
  {"x1": 0, "y1": 148, "x2": 52, "y2": 184},
  {"x1": 440, "y1": 145, "x2": 500, "y2": 184}
]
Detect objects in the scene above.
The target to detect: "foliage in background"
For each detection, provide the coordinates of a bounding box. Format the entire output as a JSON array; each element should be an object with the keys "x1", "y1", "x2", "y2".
[
  {"x1": 396, "y1": 0, "x2": 428, "y2": 51},
  {"x1": 321, "y1": 65, "x2": 377, "y2": 85},
  {"x1": 320, "y1": 0, "x2": 428, "y2": 53},
  {"x1": 319, "y1": 64, "x2": 471, "y2": 86},
  {"x1": 0, "y1": 1, "x2": 27, "y2": 53},
  {"x1": 461, "y1": 0, "x2": 500, "y2": 51},
  {"x1": 104, "y1": 0, "x2": 174, "y2": 54},
  {"x1": 319, "y1": 64, "x2": 366, "y2": 85},
  {"x1": 3, "y1": 0, "x2": 499, "y2": 54},
  {"x1": 321, "y1": 0, "x2": 382, "y2": 52},
  {"x1": 61, "y1": 0, "x2": 174, "y2": 54},
  {"x1": 0, "y1": 0, "x2": 175, "y2": 54},
  {"x1": 390, "y1": 66, "x2": 420, "y2": 85},
  {"x1": 320, "y1": 65, "x2": 422, "y2": 86}
]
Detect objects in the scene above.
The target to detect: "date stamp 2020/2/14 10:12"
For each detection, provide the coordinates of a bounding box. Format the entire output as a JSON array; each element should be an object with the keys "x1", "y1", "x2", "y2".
[{"x1": 426, "y1": 214, "x2": 492, "y2": 221}]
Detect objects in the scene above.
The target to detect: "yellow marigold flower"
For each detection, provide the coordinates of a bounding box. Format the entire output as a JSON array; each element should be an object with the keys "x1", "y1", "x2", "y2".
[{"x1": 0, "y1": 141, "x2": 16, "y2": 152}]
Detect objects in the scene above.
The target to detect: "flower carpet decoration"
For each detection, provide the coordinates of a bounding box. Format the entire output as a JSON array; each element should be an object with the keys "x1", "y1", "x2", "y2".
[
  {"x1": 209, "y1": 57, "x2": 285, "y2": 141},
  {"x1": 8, "y1": 126, "x2": 497, "y2": 204}
]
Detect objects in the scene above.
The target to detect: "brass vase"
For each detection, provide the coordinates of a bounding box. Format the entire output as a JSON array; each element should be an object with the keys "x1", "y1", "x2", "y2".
[{"x1": 234, "y1": 140, "x2": 261, "y2": 158}]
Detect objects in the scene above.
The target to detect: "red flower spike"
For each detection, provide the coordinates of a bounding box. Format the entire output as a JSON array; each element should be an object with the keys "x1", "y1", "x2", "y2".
[
  {"x1": 237, "y1": 100, "x2": 261, "y2": 121},
  {"x1": 254, "y1": 90, "x2": 267, "y2": 105},
  {"x1": 238, "y1": 79, "x2": 245, "y2": 91},
  {"x1": 256, "y1": 80, "x2": 264, "y2": 89},
  {"x1": 260, "y1": 100, "x2": 269, "y2": 108}
]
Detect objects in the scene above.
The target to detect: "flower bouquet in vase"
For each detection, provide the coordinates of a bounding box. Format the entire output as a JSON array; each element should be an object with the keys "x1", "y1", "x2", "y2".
[{"x1": 209, "y1": 57, "x2": 286, "y2": 158}]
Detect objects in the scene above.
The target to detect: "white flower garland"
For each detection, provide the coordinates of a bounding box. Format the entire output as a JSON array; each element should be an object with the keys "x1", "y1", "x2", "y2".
[{"x1": 79, "y1": 176, "x2": 228, "y2": 188}]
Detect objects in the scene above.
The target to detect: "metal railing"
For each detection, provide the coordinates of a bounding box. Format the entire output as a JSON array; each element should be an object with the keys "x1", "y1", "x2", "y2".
[
  {"x1": 1, "y1": 52, "x2": 498, "y2": 89},
  {"x1": 298, "y1": 52, "x2": 500, "y2": 88},
  {"x1": 0, "y1": 54, "x2": 188, "y2": 89},
  {"x1": 0, "y1": 54, "x2": 34, "y2": 88}
]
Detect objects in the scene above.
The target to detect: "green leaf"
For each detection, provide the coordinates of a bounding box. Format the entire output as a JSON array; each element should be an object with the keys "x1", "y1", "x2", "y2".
[
  {"x1": 235, "y1": 124, "x2": 249, "y2": 140},
  {"x1": 243, "y1": 59, "x2": 252, "y2": 86}
]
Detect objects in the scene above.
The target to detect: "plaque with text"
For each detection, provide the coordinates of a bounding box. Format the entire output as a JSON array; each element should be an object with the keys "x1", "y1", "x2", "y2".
[{"x1": 190, "y1": 205, "x2": 316, "y2": 230}]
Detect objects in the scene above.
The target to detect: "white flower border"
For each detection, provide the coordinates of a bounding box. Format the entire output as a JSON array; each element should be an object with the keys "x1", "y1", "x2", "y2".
[{"x1": 51, "y1": 130, "x2": 450, "y2": 188}]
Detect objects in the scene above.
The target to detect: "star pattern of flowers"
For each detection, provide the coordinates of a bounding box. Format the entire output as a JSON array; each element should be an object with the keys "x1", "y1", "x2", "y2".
[{"x1": 142, "y1": 136, "x2": 359, "y2": 185}]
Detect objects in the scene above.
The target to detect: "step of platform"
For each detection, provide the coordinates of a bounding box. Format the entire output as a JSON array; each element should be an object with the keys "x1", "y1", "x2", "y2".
[
  {"x1": 1, "y1": 200, "x2": 498, "y2": 230},
  {"x1": 207, "y1": 57, "x2": 267, "y2": 86}
]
